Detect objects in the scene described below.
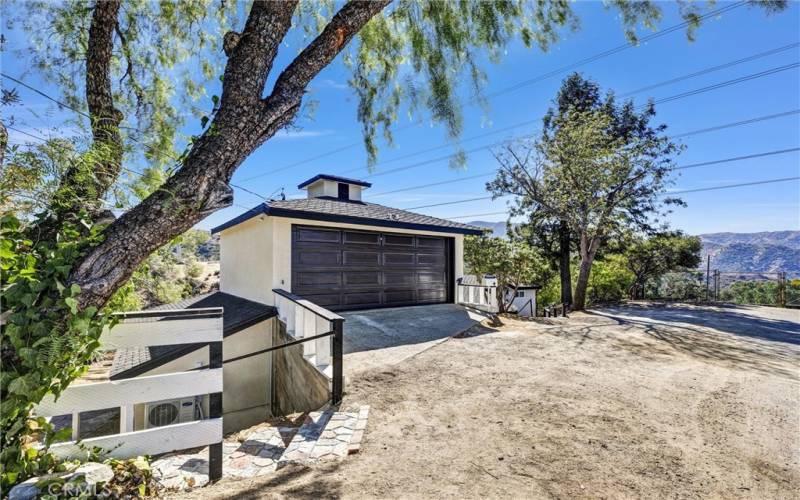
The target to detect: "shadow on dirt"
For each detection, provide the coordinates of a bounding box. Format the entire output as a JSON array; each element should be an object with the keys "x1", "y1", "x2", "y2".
[
  {"x1": 582, "y1": 304, "x2": 800, "y2": 379},
  {"x1": 226, "y1": 462, "x2": 344, "y2": 499}
]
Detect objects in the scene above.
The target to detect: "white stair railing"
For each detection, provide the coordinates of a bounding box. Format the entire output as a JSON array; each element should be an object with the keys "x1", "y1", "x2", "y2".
[
  {"x1": 272, "y1": 289, "x2": 343, "y2": 385},
  {"x1": 457, "y1": 282, "x2": 499, "y2": 313}
]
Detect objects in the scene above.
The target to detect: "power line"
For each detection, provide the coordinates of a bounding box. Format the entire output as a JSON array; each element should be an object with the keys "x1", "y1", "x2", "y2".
[
  {"x1": 649, "y1": 62, "x2": 799, "y2": 107},
  {"x1": 254, "y1": 1, "x2": 748, "y2": 176},
  {"x1": 448, "y1": 211, "x2": 509, "y2": 220},
  {"x1": 674, "y1": 148, "x2": 800, "y2": 170},
  {"x1": 359, "y1": 103, "x2": 800, "y2": 184},
  {"x1": 343, "y1": 47, "x2": 797, "y2": 181},
  {"x1": 666, "y1": 176, "x2": 799, "y2": 195},
  {"x1": 372, "y1": 62, "x2": 799, "y2": 181},
  {"x1": 670, "y1": 109, "x2": 800, "y2": 138},
  {"x1": 240, "y1": 118, "x2": 540, "y2": 182},
  {"x1": 369, "y1": 146, "x2": 800, "y2": 199},
  {"x1": 327, "y1": 54, "x2": 800, "y2": 187},
  {"x1": 442, "y1": 177, "x2": 800, "y2": 221},
  {"x1": 1, "y1": 73, "x2": 92, "y2": 120},
  {"x1": 369, "y1": 171, "x2": 496, "y2": 197},
  {"x1": 620, "y1": 42, "x2": 799, "y2": 97}
]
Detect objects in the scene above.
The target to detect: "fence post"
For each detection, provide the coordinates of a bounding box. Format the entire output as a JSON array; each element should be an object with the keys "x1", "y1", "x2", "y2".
[
  {"x1": 779, "y1": 271, "x2": 787, "y2": 308},
  {"x1": 208, "y1": 341, "x2": 223, "y2": 481},
  {"x1": 331, "y1": 318, "x2": 344, "y2": 406}
]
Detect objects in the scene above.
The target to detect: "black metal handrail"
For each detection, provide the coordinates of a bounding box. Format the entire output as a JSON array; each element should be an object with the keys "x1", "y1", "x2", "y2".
[{"x1": 273, "y1": 288, "x2": 344, "y2": 322}]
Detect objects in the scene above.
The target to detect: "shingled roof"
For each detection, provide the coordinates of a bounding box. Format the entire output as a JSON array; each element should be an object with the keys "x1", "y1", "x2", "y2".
[
  {"x1": 211, "y1": 197, "x2": 484, "y2": 235},
  {"x1": 110, "y1": 292, "x2": 276, "y2": 380}
]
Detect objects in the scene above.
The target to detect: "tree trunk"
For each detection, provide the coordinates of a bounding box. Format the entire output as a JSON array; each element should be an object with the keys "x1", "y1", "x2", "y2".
[
  {"x1": 572, "y1": 233, "x2": 599, "y2": 311},
  {"x1": 558, "y1": 219, "x2": 573, "y2": 306},
  {"x1": 67, "y1": 0, "x2": 390, "y2": 311}
]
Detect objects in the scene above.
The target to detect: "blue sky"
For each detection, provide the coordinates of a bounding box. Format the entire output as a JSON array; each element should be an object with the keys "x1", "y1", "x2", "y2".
[{"x1": 3, "y1": 1, "x2": 799, "y2": 235}]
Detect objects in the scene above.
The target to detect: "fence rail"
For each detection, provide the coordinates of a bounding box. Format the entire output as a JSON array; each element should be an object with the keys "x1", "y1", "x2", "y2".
[
  {"x1": 456, "y1": 283, "x2": 499, "y2": 313},
  {"x1": 35, "y1": 308, "x2": 224, "y2": 479},
  {"x1": 273, "y1": 289, "x2": 344, "y2": 405}
]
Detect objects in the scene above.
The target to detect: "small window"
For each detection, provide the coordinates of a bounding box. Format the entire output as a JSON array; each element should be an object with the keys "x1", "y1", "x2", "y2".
[
  {"x1": 338, "y1": 183, "x2": 350, "y2": 200},
  {"x1": 515, "y1": 291, "x2": 525, "y2": 298}
]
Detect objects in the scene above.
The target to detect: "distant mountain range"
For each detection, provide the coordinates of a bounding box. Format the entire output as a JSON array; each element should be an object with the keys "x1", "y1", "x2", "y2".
[
  {"x1": 698, "y1": 231, "x2": 800, "y2": 275},
  {"x1": 467, "y1": 222, "x2": 799, "y2": 275}
]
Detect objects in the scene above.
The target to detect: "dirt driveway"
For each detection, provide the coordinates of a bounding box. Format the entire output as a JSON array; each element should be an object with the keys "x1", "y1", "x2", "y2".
[{"x1": 177, "y1": 303, "x2": 799, "y2": 499}]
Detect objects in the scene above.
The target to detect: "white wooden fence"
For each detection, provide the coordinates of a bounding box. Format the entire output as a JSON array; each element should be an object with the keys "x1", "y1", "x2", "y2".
[
  {"x1": 35, "y1": 308, "x2": 224, "y2": 479},
  {"x1": 457, "y1": 283, "x2": 499, "y2": 313}
]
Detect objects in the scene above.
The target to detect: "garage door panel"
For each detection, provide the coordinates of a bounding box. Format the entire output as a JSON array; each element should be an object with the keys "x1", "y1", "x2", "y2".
[
  {"x1": 384, "y1": 253, "x2": 415, "y2": 266},
  {"x1": 344, "y1": 271, "x2": 380, "y2": 286},
  {"x1": 343, "y1": 251, "x2": 380, "y2": 266},
  {"x1": 418, "y1": 237, "x2": 445, "y2": 249},
  {"x1": 343, "y1": 231, "x2": 380, "y2": 246},
  {"x1": 418, "y1": 288, "x2": 446, "y2": 302},
  {"x1": 296, "y1": 227, "x2": 341, "y2": 243},
  {"x1": 383, "y1": 234, "x2": 414, "y2": 246},
  {"x1": 384, "y1": 272, "x2": 416, "y2": 287},
  {"x1": 292, "y1": 226, "x2": 450, "y2": 311},
  {"x1": 343, "y1": 291, "x2": 382, "y2": 307},
  {"x1": 417, "y1": 271, "x2": 446, "y2": 284},
  {"x1": 296, "y1": 271, "x2": 341, "y2": 286},
  {"x1": 417, "y1": 253, "x2": 445, "y2": 266},
  {"x1": 297, "y1": 250, "x2": 340, "y2": 266},
  {"x1": 384, "y1": 290, "x2": 416, "y2": 304}
]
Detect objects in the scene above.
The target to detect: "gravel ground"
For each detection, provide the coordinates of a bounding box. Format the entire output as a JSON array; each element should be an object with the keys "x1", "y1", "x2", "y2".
[{"x1": 173, "y1": 303, "x2": 799, "y2": 499}]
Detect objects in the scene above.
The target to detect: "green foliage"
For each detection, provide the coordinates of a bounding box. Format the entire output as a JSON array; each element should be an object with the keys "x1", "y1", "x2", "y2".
[
  {"x1": 625, "y1": 232, "x2": 702, "y2": 299},
  {"x1": 648, "y1": 272, "x2": 705, "y2": 301},
  {"x1": 0, "y1": 139, "x2": 80, "y2": 219},
  {"x1": 464, "y1": 235, "x2": 553, "y2": 312},
  {"x1": 0, "y1": 212, "x2": 109, "y2": 488},
  {"x1": 583, "y1": 254, "x2": 634, "y2": 305},
  {"x1": 535, "y1": 274, "x2": 561, "y2": 308},
  {"x1": 719, "y1": 280, "x2": 780, "y2": 306},
  {"x1": 13, "y1": 0, "x2": 240, "y2": 169}
]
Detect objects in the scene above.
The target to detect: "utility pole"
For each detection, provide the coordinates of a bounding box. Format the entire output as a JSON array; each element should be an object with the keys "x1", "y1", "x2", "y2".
[
  {"x1": 705, "y1": 255, "x2": 711, "y2": 302},
  {"x1": 778, "y1": 271, "x2": 786, "y2": 308}
]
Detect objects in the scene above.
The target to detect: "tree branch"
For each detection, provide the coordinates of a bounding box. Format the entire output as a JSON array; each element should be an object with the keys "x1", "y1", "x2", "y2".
[
  {"x1": 218, "y1": 0, "x2": 298, "y2": 112},
  {"x1": 264, "y1": 0, "x2": 391, "y2": 117}
]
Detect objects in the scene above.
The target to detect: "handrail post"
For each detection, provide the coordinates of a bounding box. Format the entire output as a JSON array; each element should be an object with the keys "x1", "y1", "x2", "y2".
[
  {"x1": 208, "y1": 340, "x2": 223, "y2": 481},
  {"x1": 331, "y1": 318, "x2": 344, "y2": 406}
]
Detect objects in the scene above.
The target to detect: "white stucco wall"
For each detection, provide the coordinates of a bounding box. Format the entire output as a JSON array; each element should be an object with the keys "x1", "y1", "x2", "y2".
[
  {"x1": 305, "y1": 180, "x2": 363, "y2": 200},
  {"x1": 220, "y1": 216, "x2": 273, "y2": 305},
  {"x1": 134, "y1": 319, "x2": 274, "y2": 434}
]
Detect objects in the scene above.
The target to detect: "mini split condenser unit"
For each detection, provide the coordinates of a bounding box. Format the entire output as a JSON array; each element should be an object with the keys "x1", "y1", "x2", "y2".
[{"x1": 144, "y1": 397, "x2": 197, "y2": 429}]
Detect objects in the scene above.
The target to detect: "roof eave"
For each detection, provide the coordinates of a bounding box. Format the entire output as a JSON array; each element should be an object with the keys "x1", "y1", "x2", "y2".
[
  {"x1": 211, "y1": 203, "x2": 268, "y2": 234},
  {"x1": 212, "y1": 203, "x2": 484, "y2": 235},
  {"x1": 265, "y1": 206, "x2": 484, "y2": 235}
]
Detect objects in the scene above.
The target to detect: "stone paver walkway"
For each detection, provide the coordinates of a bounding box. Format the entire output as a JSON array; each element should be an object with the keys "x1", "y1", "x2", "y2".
[{"x1": 152, "y1": 406, "x2": 369, "y2": 491}]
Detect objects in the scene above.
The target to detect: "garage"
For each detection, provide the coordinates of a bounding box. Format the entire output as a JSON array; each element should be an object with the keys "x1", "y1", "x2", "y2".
[{"x1": 291, "y1": 225, "x2": 453, "y2": 311}]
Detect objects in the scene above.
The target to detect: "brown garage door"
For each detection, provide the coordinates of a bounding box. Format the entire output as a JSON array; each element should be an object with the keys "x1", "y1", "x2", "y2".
[{"x1": 291, "y1": 225, "x2": 452, "y2": 311}]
